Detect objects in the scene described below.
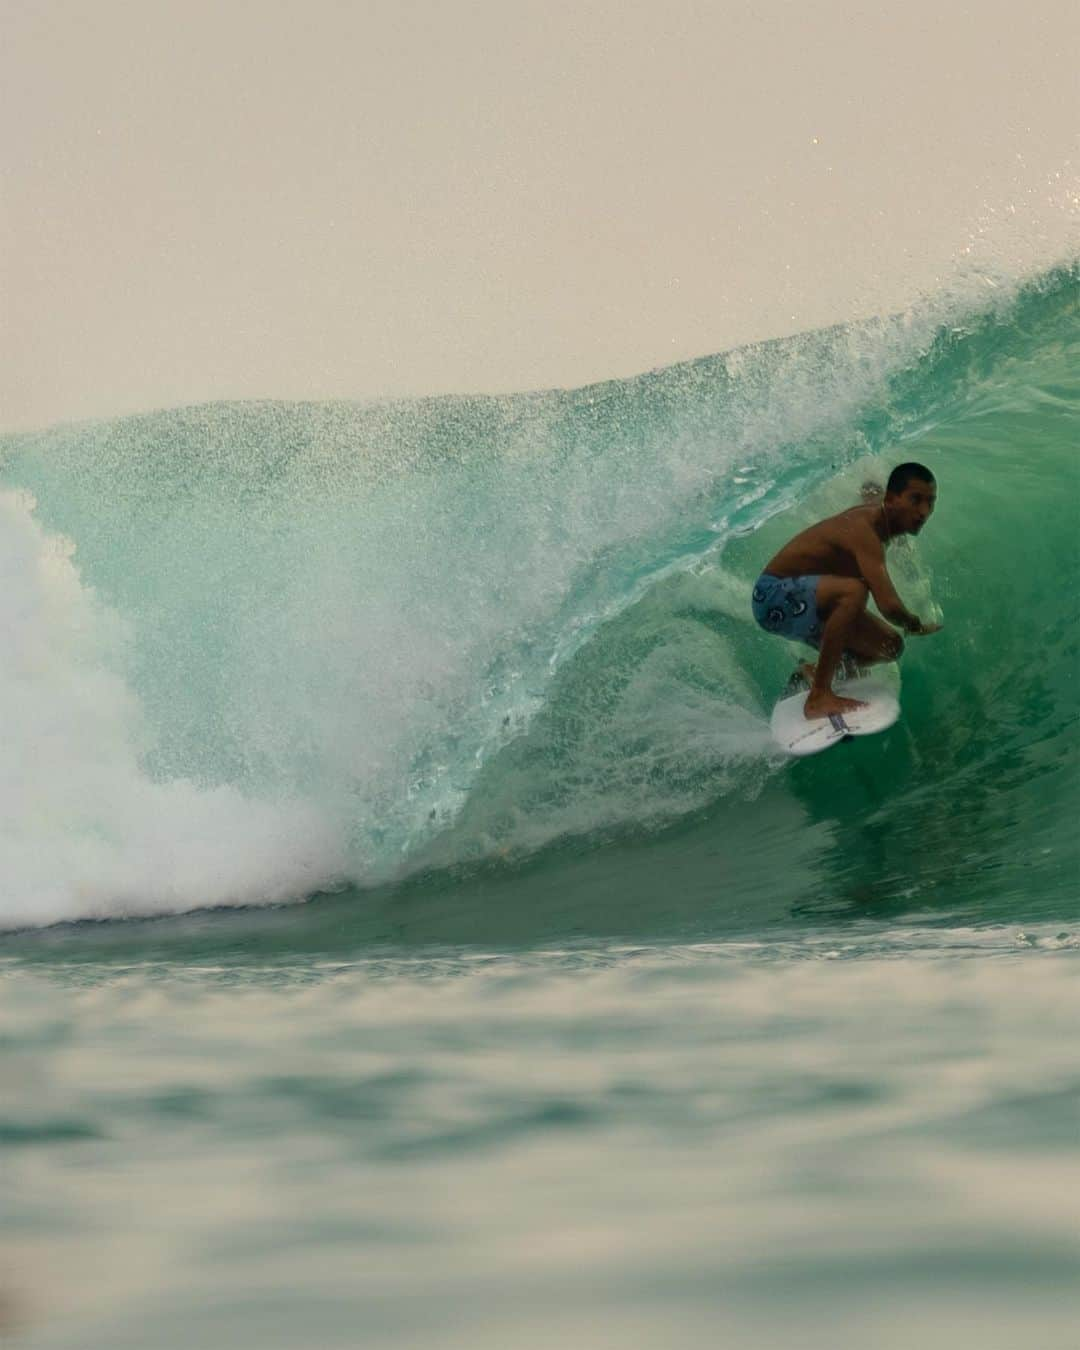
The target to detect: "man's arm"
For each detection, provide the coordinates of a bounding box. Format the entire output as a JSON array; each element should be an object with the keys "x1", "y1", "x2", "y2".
[{"x1": 852, "y1": 529, "x2": 932, "y2": 634}]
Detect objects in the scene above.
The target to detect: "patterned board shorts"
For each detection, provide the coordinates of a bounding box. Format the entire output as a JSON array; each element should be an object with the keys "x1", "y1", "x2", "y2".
[{"x1": 751, "y1": 573, "x2": 824, "y2": 649}]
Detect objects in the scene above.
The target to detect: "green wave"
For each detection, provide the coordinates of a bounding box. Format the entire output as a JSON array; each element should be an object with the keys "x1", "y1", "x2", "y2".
[{"x1": 1, "y1": 261, "x2": 1077, "y2": 930}]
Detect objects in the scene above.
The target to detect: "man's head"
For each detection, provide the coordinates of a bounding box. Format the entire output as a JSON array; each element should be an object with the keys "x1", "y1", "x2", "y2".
[{"x1": 884, "y1": 462, "x2": 936, "y2": 535}]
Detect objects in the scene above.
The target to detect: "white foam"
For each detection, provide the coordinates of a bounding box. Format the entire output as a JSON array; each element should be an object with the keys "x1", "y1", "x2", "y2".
[{"x1": 0, "y1": 490, "x2": 347, "y2": 929}]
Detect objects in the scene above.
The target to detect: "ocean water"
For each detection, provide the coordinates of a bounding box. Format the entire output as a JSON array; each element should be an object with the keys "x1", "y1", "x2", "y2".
[{"x1": 1, "y1": 262, "x2": 1078, "y2": 1347}]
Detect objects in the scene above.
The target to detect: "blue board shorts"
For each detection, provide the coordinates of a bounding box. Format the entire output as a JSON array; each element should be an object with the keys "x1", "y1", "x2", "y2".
[{"x1": 751, "y1": 573, "x2": 824, "y2": 649}]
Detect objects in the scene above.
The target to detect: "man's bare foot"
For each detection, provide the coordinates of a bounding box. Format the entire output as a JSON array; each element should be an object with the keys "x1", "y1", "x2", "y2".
[{"x1": 804, "y1": 689, "x2": 868, "y2": 720}]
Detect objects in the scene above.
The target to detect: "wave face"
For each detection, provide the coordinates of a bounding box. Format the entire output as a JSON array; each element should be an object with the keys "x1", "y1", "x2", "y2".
[{"x1": 2, "y1": 263, "x2": 1077, "y2": 929}]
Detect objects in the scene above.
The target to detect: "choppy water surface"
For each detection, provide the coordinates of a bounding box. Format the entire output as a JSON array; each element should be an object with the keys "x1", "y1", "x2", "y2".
[
  {"x1": 2, "y1": 263, "x2": 1078, "y2": 1346},
  {"x1": 4, "y1": 931, "x2": 1080, "y2": 1349}
]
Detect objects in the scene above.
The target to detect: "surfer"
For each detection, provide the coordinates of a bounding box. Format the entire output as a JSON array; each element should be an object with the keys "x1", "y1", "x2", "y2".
[{"x1": 751, "y1": 463, "x2": 941, "y2": 719}]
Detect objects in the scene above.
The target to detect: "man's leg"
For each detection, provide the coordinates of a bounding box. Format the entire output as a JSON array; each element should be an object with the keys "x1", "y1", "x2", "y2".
[
  {"x1": 841, "y1": 610, "x2": 904, "y2": 667},
  {"x1": 799, "y1": 613, "x2": 904, "y2": 683},
  {"x1": 804, "y1": 577, "x2": 871, "y2": 719}
]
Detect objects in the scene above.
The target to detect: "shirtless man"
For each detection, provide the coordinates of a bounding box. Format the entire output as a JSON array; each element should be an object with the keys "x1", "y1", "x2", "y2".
[{"x1": 751, "y1": 462, "x2": 941, "y2": 719}]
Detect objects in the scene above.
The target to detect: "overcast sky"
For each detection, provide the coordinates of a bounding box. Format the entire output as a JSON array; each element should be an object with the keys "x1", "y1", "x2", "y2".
[{"x1": 2, "y1": 0, "x2": 1077, "y2": 430}]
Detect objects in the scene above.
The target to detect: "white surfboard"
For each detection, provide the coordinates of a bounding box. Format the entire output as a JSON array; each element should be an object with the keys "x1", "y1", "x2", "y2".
[{"x1": 771, "y1": 673, "x2": 900, "y2": 757}]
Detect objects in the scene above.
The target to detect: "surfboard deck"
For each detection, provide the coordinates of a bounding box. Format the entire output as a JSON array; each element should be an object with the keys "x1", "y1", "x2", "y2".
[{"x1": 771, "y1": 671, "x2": 900, "y2": 757}]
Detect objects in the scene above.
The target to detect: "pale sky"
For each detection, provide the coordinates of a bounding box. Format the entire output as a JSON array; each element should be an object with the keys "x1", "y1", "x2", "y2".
[{"x1": 2, "y1": 0, "x2": 1078, "y2": 431}]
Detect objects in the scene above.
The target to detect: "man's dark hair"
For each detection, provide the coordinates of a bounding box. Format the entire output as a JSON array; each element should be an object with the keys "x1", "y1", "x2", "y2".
[{"x1": 886, "y1": 462, "x2": 935, "y2": 495}]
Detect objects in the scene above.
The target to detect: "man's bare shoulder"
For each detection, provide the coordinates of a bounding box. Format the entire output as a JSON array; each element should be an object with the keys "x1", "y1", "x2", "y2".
[
  {"x1": 804, "y1": 504, "x2": 876, "y2": 543},
  {"x1": 827, "y1": 504, "x2": 882, "y2": 547}
]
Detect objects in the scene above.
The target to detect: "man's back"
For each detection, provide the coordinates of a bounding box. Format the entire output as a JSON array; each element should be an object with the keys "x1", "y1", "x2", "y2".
[{"x1": 763, "y1": 505, "x2": 880, "y2": 580}]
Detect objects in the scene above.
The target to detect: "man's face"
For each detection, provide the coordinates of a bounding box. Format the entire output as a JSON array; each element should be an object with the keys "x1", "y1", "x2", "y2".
[{"x1": 886, "y1": 478, "x2": 936, "y2": 534}]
